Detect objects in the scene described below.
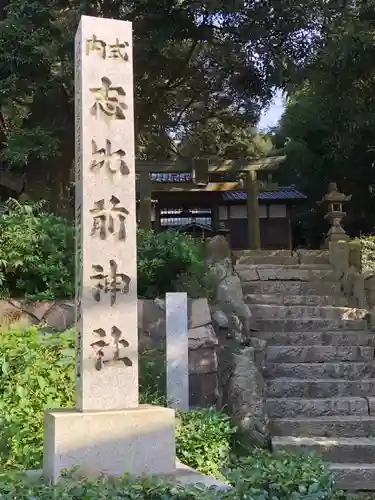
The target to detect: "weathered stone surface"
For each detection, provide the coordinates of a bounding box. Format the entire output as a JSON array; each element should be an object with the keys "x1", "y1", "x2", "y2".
[
  {"x1": 188, "y1": 298, "x2": 211, "y2": 329},
  {"x1": 138, "y1": 299, "x2": 165, "y2": 349},
  {"x1": 43, "y1": 302, "x2": 75, "y2": 331},
  {"x1": 237, "y1": 256, "x2": 299, "y2": 265},
  {"x1": 0, "y1": 300, "x2": 36, "y2": 328},
  {"x1": 189, "y1": 372, "x2": 218, "y2": 407},
  {"x1": 242, "y1": 280, "x2": 343, "y2": 296},
  {"x1": 273, "y1": 436, "x2": 375, "y2": 464},
  {"x1": 234, "y1": 249, "x2": 292, "y2": 260},
  {"x1": 226, "y1": 346, "x2": 270, "y2": 447},
  {"x1": 189, "y1": 347, "x2": 217, "y2": 374},
  {"x1": 330, "y1": 463, "x2": 375, "y2": 491},
  {"x1": 266, "y1": 345, "x2": 374, "y2": 363},
  {"x1": 246, "y1": 293, "x2": 347, "y2": 306},
  {"x1": 271, "y1": 416, "x2": 375, "y2": 438},
  {"x1": 267, "y1": 397, "x2": 369, "y2": 418},
  {"x1": 43, "y1": 405, "x2": 176, "y2": 484},
  {"x1": 367, "y1": 397, "x2": 375, "y2": 416},
  {"x1": 257, "y1": 330, "x2": 375, "y2": 347},
  {"x1": 296, "y1": 249, "x2": 329, "y2": 265},
  {"x1": 206, "y1": 235, "x2": 232, "y2": 262},
  {"x1": 267, "y1": 378, "x2": 375, "y2": 398},
  {"x1": 207, "y1": 247, "x2": 256, "y2": 341},
  {"x1": 250, "y1": 304, "x2": 368, "y2": 321},
  {"x1": 264, "y1": 361, "x2": 375, "y2": 380},
  {"x1": 210, "y1": 307, "x2": 229, "y2": 329},
  {"x1": 166, "y1": 293, "x2": 188, "y2": 411},
  {"x1": 188, "y1": 325, "x2": 218, "y2": 349},
  {"x1": 236, "y1": 265, "x2": 336, "y2": 282},
  {"x1": 23, "y1": 300, "x2": 55, "y2": 321},
  {"x1": 256, "y1": 318, "x2": 366, "y2": 331}
]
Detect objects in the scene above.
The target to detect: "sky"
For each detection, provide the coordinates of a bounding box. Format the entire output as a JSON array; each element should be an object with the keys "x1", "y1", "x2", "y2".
[{"x1": 258, "y1": 89, "x2": 285, "y2": 131}]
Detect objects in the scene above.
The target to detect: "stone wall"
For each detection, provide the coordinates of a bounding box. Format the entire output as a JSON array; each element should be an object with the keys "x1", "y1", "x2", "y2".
[{"x1": 0, "y1": 297, "x2": 218, "y2": 408}]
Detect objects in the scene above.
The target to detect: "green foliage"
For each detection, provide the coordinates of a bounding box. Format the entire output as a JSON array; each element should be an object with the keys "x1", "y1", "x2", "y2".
[
  {"x1": 0, "y1": 326, "x2": 75, "y2": 469},
  {"x1": 0, "y1": 453, "x2": 346, "y2": 499},
  {"x1": 0, "y1": 0, "x2": 342, "y2": 210},
  {"x1": 138, "y1": 347, "x2": 167, "y2": 406},
  {"x1": 359, "y1": 237, "x2": 375, "y2": 273},
  {"x1": 0, "y1": 326, "x2": 230, "y2": 479},
  {"x1": 176, "y1": 409, "x2": 235, "y2": 479},
  {"x1": 178, "y1": 118, "x2": 275, "y2": 160},
  {"x1": 0, "y1": 199, "x2": 74, "y2": 299},
  {"x1": 137, "y1": 230, "x2": 209, "y2": 299},
  {"x1": 274, "y1": 2, "x2": 375, "y2": 245},
  {"x1": 0, "y1": 202, "x2": 209, "y2": 300},
  {"x1": 0, "y1": 472, "x2": 228, "y2": 500},
  {"x1": 350, "y1": 237, "x2": 375, "y2": 273},
  {"x1": 227, "y1": 449, "x2": 336, "y2": 500}
]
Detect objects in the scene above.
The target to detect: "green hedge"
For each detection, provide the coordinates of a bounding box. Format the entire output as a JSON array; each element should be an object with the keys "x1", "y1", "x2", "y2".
[
  {"x1": 0, "y1": 326, "x2": 347, "y2": 499},
  {"x1": 0, "y1": 199, "x2": 209, "y2": 299},
  {"x1": 0, "y1": 326, "x2": 233, "y2": 475},
  {"x1": 0, "y1": 199, "x2": 74, "y2": 299}
]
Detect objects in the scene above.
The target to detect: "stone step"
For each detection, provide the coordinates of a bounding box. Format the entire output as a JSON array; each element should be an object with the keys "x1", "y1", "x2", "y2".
[
  {"x1": 264, "y1": 362, "x2": 375, "y2": 380},
  {"x1": 270, "y1": 416, "x2": 375, "y2": 438},
  {"x1": 234, "y1": 249, "x2": 329, "y2": 265},
  {"x1": 330, "y1": 463, "x2": 375, "y2": 491},
  {"x1": 295, "y1": 250, "x2": 330, "y2": 265},
  {"x1": 237, "y1": 256, "x2": 299, "y2": 265},
  {"x1": 267, "y1": 378, "x2": 375, "y2": 398},
  {"x1": 236, "y1": 266, "x2": 336, "y2": 282},
  {"x1": 246, "y1": 293, "x2": 347, "y2": 306},
  {"x1": 266, "y1": 346, "x2": 374, "y2": 363},
  {"x1": 255, "y1": 319, "x2": 367, "y2": 332},
  {"x1": 267, "y1": 397, "x2": 369, "y2": 418},
  {"x1": 250, "y1": 304, "x2": 368, "y2": 320},
  {"x1": 257, "y1": 330, "x2": 375, "y2": 347},
  {"x1": 243, "y1": 280, "x2": 342, "y2": 296},
  {"x1": 234, "y1": 250, "x2": 293, "y2": 258},
  {"x1": 237, "y1": 263, "x2": 333, "y2": 270},
  {"x1": 272, "y1": 436, "x2": 375, "y2": 465}
]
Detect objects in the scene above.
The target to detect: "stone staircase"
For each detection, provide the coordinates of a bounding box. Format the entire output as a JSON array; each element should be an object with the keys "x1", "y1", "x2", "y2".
[{"x1": 234, "y1": 250, "x2": 375, "y2": 492}]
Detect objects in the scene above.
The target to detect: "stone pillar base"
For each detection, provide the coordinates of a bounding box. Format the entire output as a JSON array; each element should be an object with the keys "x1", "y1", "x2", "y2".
[{"x1": 43, "y1": 405, "x2": 175, "y2": 484}]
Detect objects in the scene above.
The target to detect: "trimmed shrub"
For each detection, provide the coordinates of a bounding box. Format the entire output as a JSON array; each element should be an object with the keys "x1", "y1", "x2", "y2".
[
  {"x1": 0, "y1": 326, "x2": 228, "y2": 478},
  {"x1": 0, "y1": 199, "x2": 74, "y2": 299},
  {"x1": 137, "y1": 229, "x2": 209, "y2": 298},
  {"x1": 227, "y1": 448, "x2": 337, "y2": 499},
  {"x1": 0, "y1": 201, "x2": 210, "y2": 300},
  {"x1": 176, "y1": 409, "x2": 235, "y2": 479}
]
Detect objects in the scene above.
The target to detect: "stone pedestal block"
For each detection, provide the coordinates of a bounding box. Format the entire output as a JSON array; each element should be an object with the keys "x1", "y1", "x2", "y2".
[{"x1": 43, "y1": 405, "x2": 175, "y2": 484}]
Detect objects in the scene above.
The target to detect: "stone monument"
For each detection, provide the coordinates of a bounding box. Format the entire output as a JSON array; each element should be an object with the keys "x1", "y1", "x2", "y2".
[
  {"x1": 318, "y1": 182, "x2": 352, "y2": 248},
  {"x1": 43, "y1": 15, "x2": 175, "y2": 484}
]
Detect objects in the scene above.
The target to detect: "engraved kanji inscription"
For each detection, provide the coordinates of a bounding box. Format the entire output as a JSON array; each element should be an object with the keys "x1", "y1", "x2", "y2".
[
  {"x1": 90, "y1": 260, "x2": 131, "y2": 305},
  {"x1": 90, "y1": 195, "x2": 129, "y2": 240},
  {"x1": 108, "y1": 38, "x2": 129, "y2": 61},
  {"x1": 90, "y1": 139, "x2": 129, "y2": 175},
  {"x1": 90, "y1": 77, "x2": 127, "y2": 119},
  {"x1": 85, "y1": 34, "x2": 106, "y2": 58},
  {"x1": 90, "y1": 326, "x2": 133, "y2": 371}
]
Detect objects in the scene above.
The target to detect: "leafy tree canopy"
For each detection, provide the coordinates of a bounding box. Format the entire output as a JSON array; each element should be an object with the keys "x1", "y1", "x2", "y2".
[
  {"x1": 0, "y1": 0, "x2": 342, "y2": 211},
  {"x1": 274, "y1": 2, "x2": 375, "y2": 245}
]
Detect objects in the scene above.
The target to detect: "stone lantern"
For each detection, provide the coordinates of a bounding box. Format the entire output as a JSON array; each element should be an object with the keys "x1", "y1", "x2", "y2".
[{"x1": 318, "y1": 182, "x2": 352, "y2": 247}]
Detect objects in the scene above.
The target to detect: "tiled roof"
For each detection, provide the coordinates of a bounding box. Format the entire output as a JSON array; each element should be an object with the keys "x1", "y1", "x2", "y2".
[
  {"x1": 221, "y1": 186, "x2": 307, "y2": 202},
  {"x1": 151, "y1": 172, "x2": 192, "y2": 182}
]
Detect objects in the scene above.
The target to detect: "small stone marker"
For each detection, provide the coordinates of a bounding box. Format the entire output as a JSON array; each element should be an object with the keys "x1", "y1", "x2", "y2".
[
  {"x1": 43, "y1": 15, "x2": 175, "y2": 484},
  {"x1": 166, "y1": 293, "x2": 189, "y2": 411}
]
